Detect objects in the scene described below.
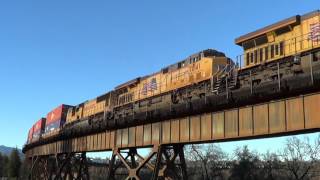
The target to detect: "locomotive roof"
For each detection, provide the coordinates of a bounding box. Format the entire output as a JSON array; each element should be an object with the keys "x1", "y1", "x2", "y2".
[
  {"x1": 235, "y1": 10, "x2": 320, "y2": 46},
  {"x1": 115, "y1": 49, "x2": 226, "y2": 90}
]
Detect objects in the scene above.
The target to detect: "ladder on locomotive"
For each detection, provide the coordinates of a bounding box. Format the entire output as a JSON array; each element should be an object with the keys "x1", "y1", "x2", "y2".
[{"x1": 211, "y1": 64, "x2": 238, "y2": 94}]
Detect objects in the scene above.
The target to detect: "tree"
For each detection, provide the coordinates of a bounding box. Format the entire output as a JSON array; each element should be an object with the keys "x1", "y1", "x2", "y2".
[
  {"x1": 0, "y1": 153, "x2": 3, "y2": 177},
  {"x1": 3, "y1": 155, "x2": 9, "y2": 177},
  {"x1": 229, "y1": 145, "x2": 261, "y2": 180},
  {"x1": 8, "y1": 148, "x2": 22, "y2": 178},
  {"x1": 261, "y1": 151, "x2": 287, "y2": 180},
  {"x1": 280, "y1": 135, "x2": 320, "y2": 180},
  {"x1": 186, "y1": 144, "x2": 228, "y2": 180}
]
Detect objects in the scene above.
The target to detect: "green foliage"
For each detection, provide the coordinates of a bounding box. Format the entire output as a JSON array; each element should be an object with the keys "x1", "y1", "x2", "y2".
[
  {"x1": 8, "y1": 148, "x2": 21, "y2": 178},
  {"x1": 0, "y1": 152, "x2": 3, "y2": 177},
  {"x1": 3, "y1": 155, "x2": 9, "y2": 177},
  {"x1": 229, "y1": 145, "x2": 261, "y2": 180}
]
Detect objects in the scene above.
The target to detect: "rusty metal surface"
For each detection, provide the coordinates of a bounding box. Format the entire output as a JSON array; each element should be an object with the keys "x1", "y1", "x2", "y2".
[
  {"x1": 212, "y1": 112, "x2": 224, "y2": 139},
  {"x1": 269, "y1": 101, "x2": 286, "y2": 133},
  {"x1": 26, "y1": 92, "x2": 320, "y2": 157},
  {"x1": 239, "y1": 107, "x2": 253, "y2": 136},
  {"x1": 152, "y1": 122, "x2": 161, "y2": 144},
  {"x1": 190, "y1": 115, "x2": 201, "y2": 141},
  {"x1": 171, "y1": 119, "x2": 180, "y2": 143},
  {"x1": 225, "y1": 109, "x2": 238, "y2": 138},
  {"x1": 143, "y1": 124, "x2": 152, "y2": 145},
  {"x1": 162, "y1": 121, "x2": 171, "y2": 144},
  {"x1": 286, "y1": 97, "x2": 304, "y2": 131},
  {"x1": 304, "y1": 94, "x2": 320, "y2": 128},
  {"x1": 201, "y1": 113, "x2": 212, "y2": 140},
  {"x1": 136, "y1": 125, "x2": 143, "y2": 146},
  {"x1": 253, "y1": 104, "x2": 268, "y2": 135},
  {"x1": 122, "y1": 128, "x2": 129, "y2": 148},
  {"x1": 128, "y1": 127, "x2": 136, "y2": 147},
  {"x1": 180, "y1": 117, "x2": 189, "y2": 142}
]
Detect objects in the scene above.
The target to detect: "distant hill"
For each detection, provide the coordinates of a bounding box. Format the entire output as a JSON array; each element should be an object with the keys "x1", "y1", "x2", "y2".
[{"x1": 0, "y1": 145, "x2": 23, "y2": 157}]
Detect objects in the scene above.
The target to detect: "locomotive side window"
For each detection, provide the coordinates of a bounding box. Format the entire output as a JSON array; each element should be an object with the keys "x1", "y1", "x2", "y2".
[
  {"x1": 254, "y1": 50, "x2": 258, "y2": 63},
  {"x1": 259, "y1": 48, "x2": 263, "y2": 62},
  {"x1": 265, "y1": 47, "x2": 269, "y2": 60},
  {"x1": 270, "y1": 45, "x2": 275, "y2": 59},
  {"x1": 279, "y1": 41, "x2": 284, "y2": 55},
  {"x1": 275, "y1": 44, "x2": 279, "y2": 55}
]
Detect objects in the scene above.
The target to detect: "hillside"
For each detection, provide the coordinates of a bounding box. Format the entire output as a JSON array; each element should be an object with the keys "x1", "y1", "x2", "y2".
[{"x1": 0, "y1": 145, "x2": 23, "y2": 157}]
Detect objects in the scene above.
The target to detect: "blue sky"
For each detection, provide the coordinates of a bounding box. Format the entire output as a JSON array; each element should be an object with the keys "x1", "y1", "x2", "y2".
[{"x1": 0, "y1": 0, "x2": 319, "y2": 154}]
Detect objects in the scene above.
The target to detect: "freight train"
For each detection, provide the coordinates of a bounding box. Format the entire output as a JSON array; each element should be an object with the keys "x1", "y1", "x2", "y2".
[{"x1": 25, "y1": 10, "x2": 320, "y2": 148}]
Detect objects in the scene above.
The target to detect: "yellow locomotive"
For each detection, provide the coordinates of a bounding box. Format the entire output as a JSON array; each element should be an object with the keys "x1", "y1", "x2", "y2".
[
  {"x1": 65, "y1": 49, "x2": 232, "y2": 130},
  {"x1": 236, "y1": 10, "x2": 320, "y2": 68}
]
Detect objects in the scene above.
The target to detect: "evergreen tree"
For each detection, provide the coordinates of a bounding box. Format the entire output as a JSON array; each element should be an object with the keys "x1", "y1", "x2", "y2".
[
  {"x1": 0, "y1": 152, "x2": 3, "y2": 177},
  {"x1": 3, "y1": 155, "x2": 9, "y2": 177},
  {"x1": 8, "y1": 148, "x2": 21, "y2": 178}
]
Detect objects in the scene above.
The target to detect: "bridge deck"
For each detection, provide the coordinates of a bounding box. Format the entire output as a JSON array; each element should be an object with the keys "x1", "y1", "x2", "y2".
[{"x1": 25, "y1": 92, "x2": 320, "y2": 157}]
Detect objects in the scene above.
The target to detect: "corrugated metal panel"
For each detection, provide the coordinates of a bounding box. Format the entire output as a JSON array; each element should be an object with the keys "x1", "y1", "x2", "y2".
[
  {"x1": 190, "y1": 115, "x2": 201, "y2": 141},
  {"x1": 239, "y1": 107, "x2": 253, "y2": 136},
  {"x1": 269, "y1": 101, "x2": 286, "y2": 133},
  {"x1": 171, "y1": 119, "x2": 180, "y2": 143},
  {"x1": 253, "y1": 104, "x2": 269, "y2": 135},
  {"x1": 162, "y1": 121, "x2": 171, "y2": 144},
  {"x1": 212, "y1": 112, "x2": 224, "y2": 139},
  {"x1": 286, "y1": 98, "x2": 304, "y2": 131},
  {"x1": 225, "y1": 110, "x2": 238, "y2": 138},
  {"x1": 201, "y1": 113, "x2": 212, "y2": 140},
  {"x1": 143, "y1": 124, "x2": 151, "y2": 145},
  {"x1": 180, "y1": 118, "x2": 189, "y2": 142},
  {"x1": 304, "y1": 94, "x2": 320, "y2": 128}
]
